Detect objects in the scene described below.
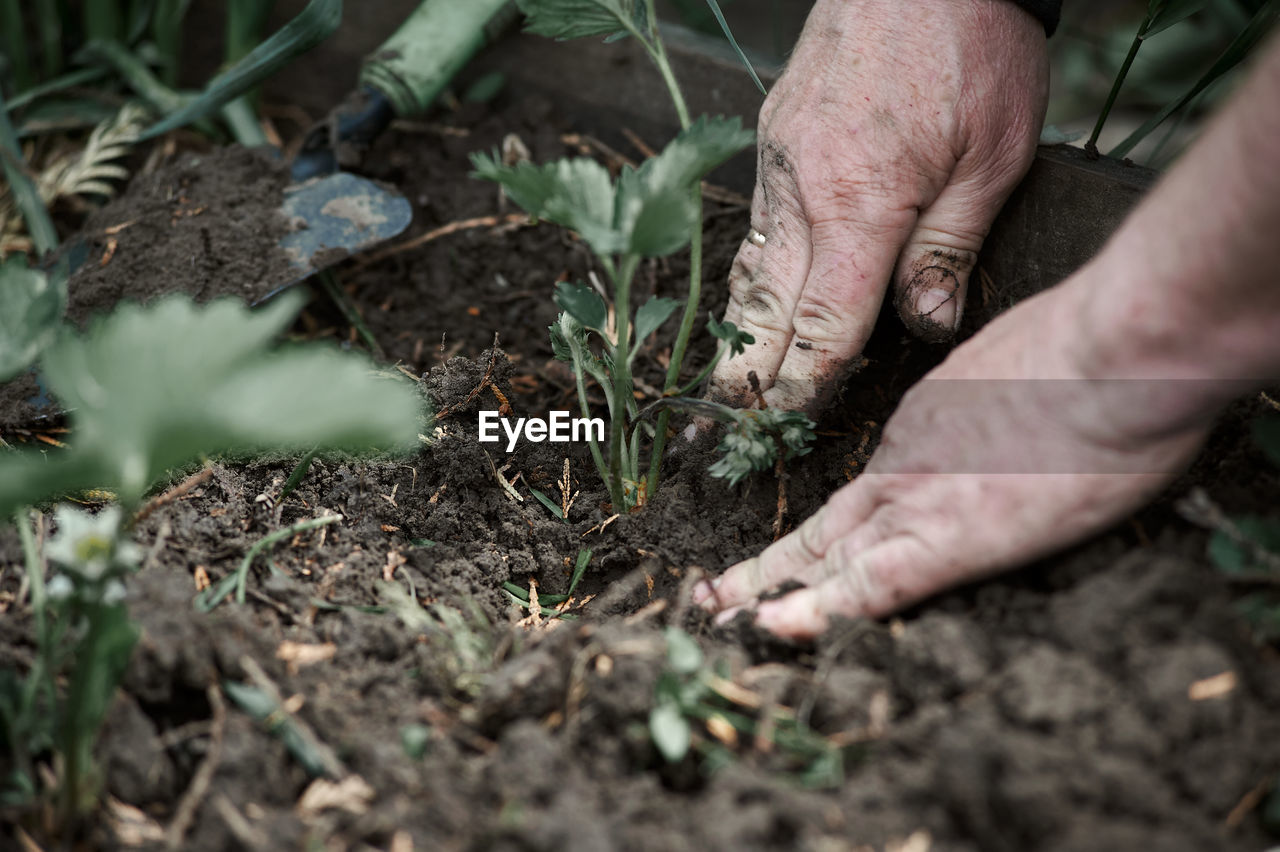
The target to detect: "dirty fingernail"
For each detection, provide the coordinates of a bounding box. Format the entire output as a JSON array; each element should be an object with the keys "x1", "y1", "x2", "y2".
[
  {"x1": 691, "y1": 579, "x2": 717, "y2": 607},
  {"x1": 713, "y1": 606, "x2": 744, "y2": 626},
  {"x1": 916, "y1": 286, "x2": 957, "y2": 330}
]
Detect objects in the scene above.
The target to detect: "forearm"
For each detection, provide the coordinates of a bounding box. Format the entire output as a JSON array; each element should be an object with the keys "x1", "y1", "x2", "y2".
[{"x1": 1074, "y1": 35, "x2": 1280, "y2": 409}]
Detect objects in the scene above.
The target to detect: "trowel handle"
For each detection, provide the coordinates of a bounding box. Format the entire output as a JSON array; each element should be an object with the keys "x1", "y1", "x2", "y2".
[{"x1": 360, "y1": 0, "x2": 517, "y2": 118}]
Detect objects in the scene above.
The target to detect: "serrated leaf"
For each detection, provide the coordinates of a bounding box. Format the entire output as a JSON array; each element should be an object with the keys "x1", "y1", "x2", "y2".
[
  {"x1": 634, "y1": 297, "x2": 681, "y2": 344},
  {"x1": 473, "y1": 153, "x2": 624, "y2": 255},
  {"x1": 623, "y1": 181, "x2": 698, "y2": 256},
  {"x1": 0, "y1": 293, "x2": 420, "y2": 512},
  {"x1": 649, "y1": 701, "x2": 691, "y2": 762},
  {"x1": 1252, "y1": 416, "x2": 1280, "y2": 469},
  {"x1": 638, "y1": 115, "x2": 755, "y2": 193},
  {"x1": 706, "y1": 316, "x2": 754, "y2": 357},
  {"x1": 1208, "y1": 516, "x2": 1280, "y2": 575},
  {"x1": 0, "y1": 256, "x2": 67, "y2": 382},
  {"x1": 554, "y1": 281, "x2": 608, "y2": 332},
  {"x1": 516, "y1": 0, "x2": 641, "y2": 41},
  {"x1": 665, "y1": 627, "x2": 703, "y2": 675}
]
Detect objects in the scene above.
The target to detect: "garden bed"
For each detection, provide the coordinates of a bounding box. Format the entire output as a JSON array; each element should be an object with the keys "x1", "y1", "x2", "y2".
[{"x1": 2, "y1": 25, "x2": 1280, "y2": 852}]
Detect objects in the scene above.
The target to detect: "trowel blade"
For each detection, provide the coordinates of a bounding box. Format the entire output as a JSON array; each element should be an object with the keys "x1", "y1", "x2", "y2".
[{"x1": 260, "y1": 171, "x2": 413, "y2": 303}]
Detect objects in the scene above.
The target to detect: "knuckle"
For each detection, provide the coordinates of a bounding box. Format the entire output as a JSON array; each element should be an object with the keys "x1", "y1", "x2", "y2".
[
  {"x1": 791, "y1": 296, "x2": 853, "y2": 345},
  {"x1": 738, "y1": 280, "x2": 791, "y2": 330}
]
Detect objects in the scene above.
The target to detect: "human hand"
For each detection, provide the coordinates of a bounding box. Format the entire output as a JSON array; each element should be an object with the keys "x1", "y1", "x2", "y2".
[
  {"x1": 711, "y1": 0, "x2": 1049, "y2": 413},
  {"x1": 694, "y1": 276, "x2": 1212, "y2": 639}
]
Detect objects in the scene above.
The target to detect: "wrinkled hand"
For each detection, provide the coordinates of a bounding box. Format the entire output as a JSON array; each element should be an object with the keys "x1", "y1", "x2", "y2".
[
  {"x1": 694, "y1": 277, "x2": 1213, "y2": 639},
  {"x1": 711, "y1": 0, "x2": 1049, "y2": 412}
]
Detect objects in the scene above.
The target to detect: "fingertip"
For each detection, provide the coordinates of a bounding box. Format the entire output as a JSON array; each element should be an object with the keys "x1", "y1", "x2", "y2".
[
  {"x1": 691, "y1": 578, "x2": 718, "y2": 608},
  {"x1": 753, "y1": 593, "x2": 826, "y2": 640}
]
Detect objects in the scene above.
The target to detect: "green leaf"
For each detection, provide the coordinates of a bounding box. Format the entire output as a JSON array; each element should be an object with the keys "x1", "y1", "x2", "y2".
[
  {"x1": 706, "y1": 316, "x2": 754, "y2": 357},
  {"x1": 664, "y1": 627, "x2": 703, "y2": 675},
  {"x1": 0, "y1": 90, "x2": 58, "y2": 255},
  {"x1": 139, "y1": 0, "x2": 342, "y2": 140},
  {"x1": 0, "y1": 293, "x2": 420, "y2": 513},
  {"x1": 0, "y1": 256, "x2": 67, "y2": 382},
  {"x1": 529, "y1": 487, "x2": 566, "y2": 520},
  {"x1": 554, "y1": 281, "x2": 608, "y2": 332},
  {"x1": 639, "y1": 115, "x2": 755, "y2": 193},
  {"x1": 649, "y1": 701, "x2": 691, "y2": 762},
  {"x1": 1252, "y1": 416, "x2": 1280, "y2": 469},
  {"x1": 516, "y1": 0, "x2": 640, "y2": 41},
  {"x1": 1145, "y1": 0, "x2": 1207, "y2": 38},
  {"x1": 634, "y1": 297, "x2": 681, "y2": 345},
  {"x1": 701, "y1": 0, "x2": 767, "y2": 95},
  {"x1": 62, "y1": 603, "x2": 139, "y2": 792},
  {"x1": 1208, "y1": 516, "x2": 1280, "y2": 575},
  {"x1": 1110, "y1": 3, "x2": 1279, "y2": 158},
  {"x1": 567, "y1": 548, "x2": 593, "y2": 596},
  {"x1": 472, "y1": 153, "x2": 624, "y2": 255}
]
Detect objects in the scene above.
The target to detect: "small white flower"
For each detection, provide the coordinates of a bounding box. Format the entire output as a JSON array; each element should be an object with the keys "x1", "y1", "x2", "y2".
[
  {"x1": 45, "y1": 505, "x2": 137, "y2": 580},
  {"x1": 45, "y1": 574, "x2": 74, "y2": 602}
]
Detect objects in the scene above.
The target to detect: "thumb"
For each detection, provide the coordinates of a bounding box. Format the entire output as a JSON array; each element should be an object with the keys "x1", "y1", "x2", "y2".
[{"x1": 892, "y1": 169, "x2": 1018, "y2": 343}]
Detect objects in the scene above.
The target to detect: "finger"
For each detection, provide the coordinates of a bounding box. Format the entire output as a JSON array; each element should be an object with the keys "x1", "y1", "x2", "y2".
[
  {"x1": 751, "y1": 536, "x2": 930, "y2": 639},
  {"x1": 893, "y1": 152, "x2": 1036, "y2": 344},
  {"x1": 694, "y1": 481, "x2": 878, "y2": 612},
  {"x1": 712, "y1": 141, "x2": 814, "y2": 405},
  {"x1": 762, "y1": 197, "x2": 918, "y2": 413}
]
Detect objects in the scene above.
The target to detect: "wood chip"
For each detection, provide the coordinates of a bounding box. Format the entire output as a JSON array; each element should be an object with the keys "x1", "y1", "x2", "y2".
[
  {"x1": 108, "y1": 797, "x2": 165, "y2": 847},
  {"x1": 296, "y1": 775, "x2": 375, "y2": 818},
  {"x1": 193, "y1": 565, "x2": 210, "y2": 592},
  {"x1": 705, "y1": 713, "x2": 739, "y2": 748},
  {"x1": 1188, "y1": 670, "x2": 1237, "y2": 701},
  {"x1": 276, "y1": 641, "x2": 337, "y2": 673}
]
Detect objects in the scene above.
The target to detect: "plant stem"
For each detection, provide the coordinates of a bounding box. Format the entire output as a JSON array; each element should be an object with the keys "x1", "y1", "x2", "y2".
[
  {"x1": 221, "y1": 97, "x2": 269, "y2": 146},
  {"x1": 640, "y1": 10, "x2": 698, "y2": 499},
  {"x1": 35, "y1": 0, "x2": 63, "y2": 79},
  {"x1": 0, "y1": 90, "x2": 58, "y2": 255},
  {"x1": 1088, "y1": 15, "x2": 1151, "y2": 151},
  {"x1": 83, "y1": 0, "x2": 123, "y2": 44},
  {"x1": 1, "y1": 1, "x2": 34, "y2": 92},
  {"x1": 607, "y1": 255, "x2": 639, "y2": 510},
  {"x1": 573, "y1": 349, "x2": 612, "y2": 493}
]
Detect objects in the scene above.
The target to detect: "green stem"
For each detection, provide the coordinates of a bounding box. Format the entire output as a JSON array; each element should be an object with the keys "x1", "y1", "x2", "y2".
[
  {"x1": 317, "y1": 270, "x2": 385, "y2": 359},
  {"x1": 673, "y1": 346, "x2": 725, "y2": 398},
  {"x1": 640, "y1": 10, "x2": 698, "y2": 500},
  {"x1": 35, "y1": 0, "x2": 63, "y2": 79},
  {"x1": 1, "y1": 0, "x2": 34, "y2": 92},
  {"x1": 607, "y1": 256, "x2": 639, "y2": 510},
  {"x1": 83, "y1": 0, "x2": 123, "y2": 44},
  {"x1": 236, "y1": 515, "x2": 340, "y2": 604},
  {"x1": 221, "y1": 96, "x2": 268, "y2": 146},
  {"x1": 1088, "y1": 15, "x2": 1151, "y2": 150},
  {"x1": 6, "y1": 66, "x2": 114, "y2": 112},
  {"x1": 0, "y1": 89, "x2": 58, "y2": 255},
  {"x1": 152, "y1": 0, "x2": 195, "y2": 87},
  {"x1": 573, "y1": 349, "x2": 612, "y2": 493}
]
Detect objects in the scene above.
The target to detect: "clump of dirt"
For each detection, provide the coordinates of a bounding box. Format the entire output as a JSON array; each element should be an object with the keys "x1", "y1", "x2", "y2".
[
  {"x1": 0, "y1": 145, "x2": 295, "y2": 428},
  {"x1": 1, "y1": 75, "x2": 1279, "y2": 852}
]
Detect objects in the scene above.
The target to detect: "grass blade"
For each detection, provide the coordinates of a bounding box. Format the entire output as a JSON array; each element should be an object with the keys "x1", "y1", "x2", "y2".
[
  {"x1": 5, "y1": 66, "x2": 114, "y2": 112},
  {"x1": 35, "y1": 0, "x2": 64, "y2": 79},
  {"x1": 83, "y1": 0, "x2": 124, "y2": 44},
  {"x1": 151, "y1": 0, "x2": 195, "y2": 86},
  {"x1": 81, "y1": 39, "x2": 186, "y2": 115},
  {"x1": 1110, "y1": 2, "x2": 1279, "y2": 158},
  {"x1": 701, "y1": 0, "x2": 766, "y2": 95},
  {"x1": 1, "y1": 1, "x2": 34, "y2": 91},
  {"x1": 139, "y1": 0, "x2": 341, "y2": 141},
  {"x1": 0, "y1": 90, "x2": 57, "y2": 255}
]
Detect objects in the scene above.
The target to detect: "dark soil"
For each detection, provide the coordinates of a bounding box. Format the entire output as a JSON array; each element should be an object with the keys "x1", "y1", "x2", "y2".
[
  {"x1": 2, "y1": 76, "x2": 1280, "y2": 852},
  {"x1": 0, "y1": 145, "x2": 294, "y2": 428}
]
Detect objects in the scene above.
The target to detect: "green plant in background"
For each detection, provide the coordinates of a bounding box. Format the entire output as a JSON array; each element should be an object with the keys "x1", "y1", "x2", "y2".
[
  {"x1": 0, "y1": 289, "x2": 422, "y2": 818},
  {"x1": 1195, "y1": 414, "x2": 1280, "y2": 644},
  {"x1": 1, "y1": 506, "x2": 140, "y2": 818},
  {"x1": 0, "y1": 0, "x2": 342, "y2": 256},
  {"x1": 474, "y1": 0, "x2": 801, "y2": 511},
  {"x1": 1087, "y1": 0, "x2": 1278, "y2": 158},
  {"x1": 649, "y1": 628, "x2": 845, "y2": 787}
]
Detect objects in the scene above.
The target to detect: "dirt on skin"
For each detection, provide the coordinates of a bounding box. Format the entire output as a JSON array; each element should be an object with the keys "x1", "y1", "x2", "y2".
[{"x1": 2, "y1": 88, "x2": 1280, "y2": 852}]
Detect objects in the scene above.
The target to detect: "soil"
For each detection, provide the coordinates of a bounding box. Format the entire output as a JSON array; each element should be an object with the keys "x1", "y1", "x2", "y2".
[{"x1": 2, "y1": 78, "x2": 1280, "y2": 852}]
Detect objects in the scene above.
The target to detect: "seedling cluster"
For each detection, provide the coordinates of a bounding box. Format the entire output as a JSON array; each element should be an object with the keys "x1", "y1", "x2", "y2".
[{"x1": 475, "y1": 0, "x2": 813, "y2": 511}]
